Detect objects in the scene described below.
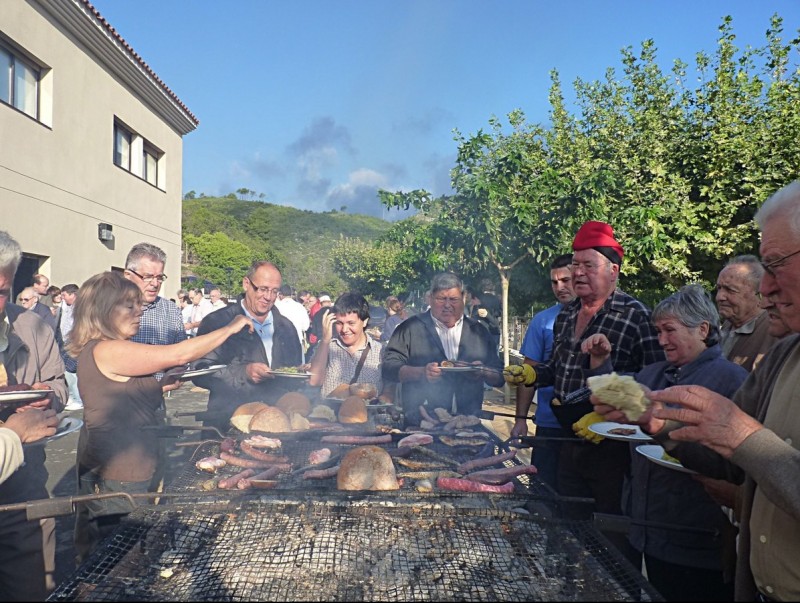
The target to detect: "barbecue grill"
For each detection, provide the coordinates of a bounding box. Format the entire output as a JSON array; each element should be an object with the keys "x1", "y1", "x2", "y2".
[
  {"x1": 46, "y1": 419, "x2": 663, "y2": 601},
  {"x1": 49, "y1": 498, "x2": 661, "y2": 601}
]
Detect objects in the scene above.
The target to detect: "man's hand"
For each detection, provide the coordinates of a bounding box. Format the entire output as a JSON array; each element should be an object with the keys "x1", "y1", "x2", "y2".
[
  {"x1": 246, "y1": 363, "x2": 274, "y2": 384},
  {"x1": 425, "y1": 362, "x2": 442, "y2": 381},
  {"x1": 693, "y1": 475, "x2": 739, "y2": 510},
  {"x1": 572, "y1": 411, "x2": 606, "y2": 444},
  {"x1": 162, "y1": 381, "x2": 183, "y2": 393},
  {"x1": 15, "y1": 383, "x2": 53, "y2": 411},
  {"x1": 650, "y1": 385, "x2": 763, "y2": 459},
  {"x1": 4, "y1": 408, "x2": 58, "y2": 443},
  {"x1": 580, "y1": 334, "x2": 612, "y2": 369},
  {"x1": 509, "y1": 418, "x2": 529, "y2": 439}
]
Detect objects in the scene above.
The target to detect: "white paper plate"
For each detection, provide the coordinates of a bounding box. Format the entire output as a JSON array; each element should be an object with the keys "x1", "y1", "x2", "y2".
[
  {"x1": 179, "y1": 365, "x2": 226, "y2": 380},
  {"x1": 24, "y1": 417, "x2": 83, "y2": 447},
  {"x1": 589, "y1": 422, "x2": 653, "y2": 442},
  {"x1": 0, "y1": 389, "x2": 51, "y2": 405},
  {"x1": 636, "y1": 444, "x2": 697, "y2": 475}
]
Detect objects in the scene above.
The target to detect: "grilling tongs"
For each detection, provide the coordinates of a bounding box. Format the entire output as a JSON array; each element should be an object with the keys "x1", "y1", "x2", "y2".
[{"x1": 140, "y1": 424, "x2": 226, "y2": 439}]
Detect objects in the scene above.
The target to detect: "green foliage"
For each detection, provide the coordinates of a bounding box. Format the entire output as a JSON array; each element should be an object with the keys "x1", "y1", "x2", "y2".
[
  {"x1": 183, "y1": 232, "x2": 263, "y2": 293},
  {"x1": 182, "y1": 198, "x2": 391, "y2": 296}
]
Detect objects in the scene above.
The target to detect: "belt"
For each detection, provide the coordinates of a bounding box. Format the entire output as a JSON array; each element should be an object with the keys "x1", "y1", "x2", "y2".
[{"x1": 756, "y1": 591, "x2": 776, "y2": 602}]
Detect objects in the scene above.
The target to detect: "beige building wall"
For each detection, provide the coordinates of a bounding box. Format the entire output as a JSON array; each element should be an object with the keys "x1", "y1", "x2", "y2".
[{"x1": 1, "y1": 0, "x2": 197, "y2": 297}]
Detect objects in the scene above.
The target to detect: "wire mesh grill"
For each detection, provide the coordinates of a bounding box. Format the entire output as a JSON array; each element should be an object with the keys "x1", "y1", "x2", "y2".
[{"x1": 49, "y1": 499, "x2": 662, "y2": 602}]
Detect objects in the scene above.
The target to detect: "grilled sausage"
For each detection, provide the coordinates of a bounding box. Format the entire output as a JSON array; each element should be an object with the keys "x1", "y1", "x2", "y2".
[
  {"x1": 239, "y1": 441, "x2": 290, "y2": 463},
  {"x1": 457, "y1": 450, "x2": 518, "y2": 474},
  {"x1": 436, "y1": 477, "x2": 515, "y2": 493},
  {"x1": 219, "y1": 451, "x2": 279, "y2": 469},
  {"x1": 302, "y1": 465, "x2": 340, "y2": 480},
  {"x1": 218, "y1": 469, "x2": 255, "y2": 489},
  {"x1": 465, "y1": 464, "x2": 538, "y2": 484},
  {"x1": 237, "y1": 466, "x2": 283, "y2": 489}
]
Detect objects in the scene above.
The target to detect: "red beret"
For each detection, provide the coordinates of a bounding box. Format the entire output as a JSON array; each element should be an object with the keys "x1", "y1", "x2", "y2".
[{"x1": 572, "y1": 221, "x2": 624, "y2": 262}]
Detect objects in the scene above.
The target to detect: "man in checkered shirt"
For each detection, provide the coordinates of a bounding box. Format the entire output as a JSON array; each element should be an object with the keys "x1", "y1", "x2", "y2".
[
  {"x1": 511, "y1": 221, "x2": 664, "y2": 561},
  {"x1": 123, "y1": 242, "x2": 186, "y2": 489}
]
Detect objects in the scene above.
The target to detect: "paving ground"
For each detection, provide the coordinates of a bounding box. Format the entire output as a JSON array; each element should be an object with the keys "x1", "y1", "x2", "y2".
[{"x1": 44, "y1": 383, "x2": 537, "y2": 589}]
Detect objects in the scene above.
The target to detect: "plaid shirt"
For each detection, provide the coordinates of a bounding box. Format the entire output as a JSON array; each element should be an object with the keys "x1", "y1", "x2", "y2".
[
  {"x1": 321, "y1": 337, "x2": 384, "y2": 398},
  {"x1": 535, "y1": 288, "x2": 665, "y2": 400},
  {"x1": 131, "y1": 296, "x2": 187, "y2": 380}
]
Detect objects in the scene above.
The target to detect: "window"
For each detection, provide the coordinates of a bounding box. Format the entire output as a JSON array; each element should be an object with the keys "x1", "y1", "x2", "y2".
[
  {"x1": 114, "y1": 122, "x2": 131, "y2": 170},
  {"x1": 0, "y1": 43, "x2": 40, "y2": 120},
  {"x1": 113, "y1": 118, "x2": 165, "y2": 190},
  {"x1": 143, "y1": 146, "x2": 158, "y2": 186}
]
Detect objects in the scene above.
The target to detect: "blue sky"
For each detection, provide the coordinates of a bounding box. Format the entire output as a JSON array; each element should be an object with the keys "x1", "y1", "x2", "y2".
[{"x1": 90, "y1": 1, "x2": 799, "y2": 219}]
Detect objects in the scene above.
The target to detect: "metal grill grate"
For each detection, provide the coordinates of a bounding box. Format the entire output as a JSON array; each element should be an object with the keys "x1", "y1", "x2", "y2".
[{"x1": 49, "y1": 499, "x2": 662, "y2": 602}]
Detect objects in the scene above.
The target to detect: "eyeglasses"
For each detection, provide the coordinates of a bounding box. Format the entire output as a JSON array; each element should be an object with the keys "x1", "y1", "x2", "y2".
[
  {"x1": 571, "y1": 260, "x2": 610, "y2": 273},
  {"x1": 761, "y1": 248, "x2": 800, "y2": 277},
  {"x1": 246, "y1": 278, "x2": 280, "y2": 297},
  {"x1": 432, "y1": 295, "x2": 463, "y2": 305},
  {"x1": 127, "y1": 269, "x2": 168, "y2": 283},
  {"x1": 19, "y1": 297, "x2": 34, "y2": 302}
]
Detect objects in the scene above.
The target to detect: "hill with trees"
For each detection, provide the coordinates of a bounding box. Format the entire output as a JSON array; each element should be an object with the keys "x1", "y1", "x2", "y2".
[{"x1": 181, "y1": 197, "x2": 392, "y2": 297}]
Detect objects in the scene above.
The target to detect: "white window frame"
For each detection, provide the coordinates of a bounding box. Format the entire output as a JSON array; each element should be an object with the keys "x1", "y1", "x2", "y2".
[
  {"x1": 113, "y1": 118, "x2": 165, "y2": 191},
  {"x1": 0, "y1": 42, "x2": 40, "y2": 121}
]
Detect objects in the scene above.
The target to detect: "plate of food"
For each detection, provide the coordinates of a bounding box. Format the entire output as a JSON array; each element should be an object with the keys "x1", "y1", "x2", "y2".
[
  {"x1": 439, "y1": 362, "x2": 478, "y2": 373},
  {"x1": 24, "y1": 416, "x2": 83, "y2": 447},
  {"x1": 177, "y1": 365, "x2": 227, "y2": 380},
  {"x1": 0, "y1": 387, "x2": 51, "y2": 405},
  {"x1": 588, "y1": 421, "x2": 653, "y2": 442},
  {"x1": 636, "y1": 444, "x2": 697, "y2": 475},
  {"x1": 270, "y1": 367, "x2": 312, "y2": 379}
]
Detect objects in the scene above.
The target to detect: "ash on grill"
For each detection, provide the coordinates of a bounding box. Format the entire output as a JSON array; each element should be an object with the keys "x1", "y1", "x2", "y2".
[{"x1": 49, "y1": 500, "x2": 662, "y2": 602}]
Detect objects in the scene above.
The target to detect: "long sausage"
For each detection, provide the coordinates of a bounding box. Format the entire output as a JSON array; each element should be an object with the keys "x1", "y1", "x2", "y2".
[
  {"x1": 457, "y1": 450, "x2": 518, "y2": 474},
  {"x1": 465, "y1": 464, "x2": 538, "y2": 484},
  {"x1": 219, "y1": 451, "x2": 278, "y2": 469},
  {"x1": 239, "y1": 441, "x2": 290, "y2": 463},
  {"x1": 436, "y1": 477, "x2": 514, "y2": 493},
  {"x1": 320, "y1": 434, "x2": 392, "y2": 445},
  {"x1": 302, "y1": 465, "x2": 340, "y2": 480},
  {"x1": 237, "y1": 466, "x2": 283, "y2": 489},
  {"x1": 218, "y1": 469, "x2": 255, "y2": 489}
]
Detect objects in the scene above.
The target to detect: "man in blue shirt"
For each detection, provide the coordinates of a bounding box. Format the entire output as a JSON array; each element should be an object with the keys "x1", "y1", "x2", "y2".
[{"x1": 517, "y1": 253, "x2": 575, "y2": 489}]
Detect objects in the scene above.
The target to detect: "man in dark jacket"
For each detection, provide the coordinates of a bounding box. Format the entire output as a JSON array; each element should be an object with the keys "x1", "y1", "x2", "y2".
[
  {"x1": 193, "y1": 261, "x2": 303, "y2": 430},
  {"x1": 382, "y1": 272, "x2": 504, "y2": 427}
]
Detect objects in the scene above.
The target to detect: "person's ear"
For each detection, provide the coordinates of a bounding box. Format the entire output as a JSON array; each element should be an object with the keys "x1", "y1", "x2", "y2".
[{"x1": 363, "y1": 317, "x2": 369, "y2": 327}]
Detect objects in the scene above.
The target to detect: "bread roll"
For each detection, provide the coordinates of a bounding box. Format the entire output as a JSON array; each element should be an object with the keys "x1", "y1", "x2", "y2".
[
  {"x1": 349, "y1": 382, "x2": 377, "y2": 400},
  {"x1": 338, "y1": 395, "x2": 368, "y2": 424},
  {"x1": 309, "y1": 405, "x2": 336, "y2": 422},
  {"x1": 230, "y1": 402, "x2": 270, "y2": 433},
  {"x1": 248, "y1": 406, "x2": 291, "y2": 433},
  {"x1": 586, "y1": 372, "x2": 649, "y2": 420},
  {"x1": 328, "y1": 383, "x2": 351, "y2": 399},
  {"x1": 289, "y1": 412, "x2": 310, "y2": 431},
  {"x1": 276, "y1": 392, "x2": 312, "y2": 417},
  {"x1": 337, "y1": 446, "x2": 399, "y2": 491}
]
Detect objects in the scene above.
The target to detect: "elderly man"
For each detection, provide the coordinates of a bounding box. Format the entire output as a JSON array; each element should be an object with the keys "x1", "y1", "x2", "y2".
[
  {"x1": 184, "y1": 289, "x2": 214, "y2": 337},
  {"x1": 193, "y1": 261, "x2": 303, "y2": 430},
  {"x1": 515, "y1": 253, "x2": 576, "y2": 489},
  {"x1": 0, "y1": 231, "x2": 67, "y2": 601},
  {"x1": 123, "y1": 243, "x2": 186, "y2": 490},
  {"x1": 382, "y1": 272, "x2": 505, "y2": 427},
  {"x1": 18, "y1": 286, "x2": 57, "y2": 331},
  {"x1": 56, "y1": 283, "x2": 82, "y2": 410},
  {"x1": 510, "y1": 221, "x2": 663, "y2": 558},
  {"x1": 716, "y1": 255, "x2": 776, "y2": 372},
  {"x1": 643, "y1": 181, "x2": 800, "y2": 602},
  {"x1": 208, "y1": 288, "x2": 226, "y2": 310}
]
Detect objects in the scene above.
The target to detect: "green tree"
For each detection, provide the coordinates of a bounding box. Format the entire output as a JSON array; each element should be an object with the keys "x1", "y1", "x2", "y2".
[{"x1": 183, "y1": 232, "x2": 267, "y2": 294}]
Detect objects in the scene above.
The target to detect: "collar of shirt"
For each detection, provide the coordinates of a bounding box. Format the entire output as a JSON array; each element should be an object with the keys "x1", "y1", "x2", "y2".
[
  {"x1": 0, "y1": 314, "x2": 8, "y2": 353},
  {"x1": 241, "y1": 300, "x2": 272, "y2": 327},
  {"x1": 431, "y1": 313, "x2": 463, "y2": 361}
]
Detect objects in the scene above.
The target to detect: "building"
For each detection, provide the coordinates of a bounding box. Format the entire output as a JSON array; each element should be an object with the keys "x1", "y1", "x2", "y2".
[{"x1": 1, "y1": 0, "x2": 197, "y2": 296}]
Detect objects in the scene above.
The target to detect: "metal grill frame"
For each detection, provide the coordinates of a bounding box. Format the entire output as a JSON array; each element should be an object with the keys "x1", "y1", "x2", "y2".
[{"x1": 49, "y1": 497, "x2": 663, "y2": 602}]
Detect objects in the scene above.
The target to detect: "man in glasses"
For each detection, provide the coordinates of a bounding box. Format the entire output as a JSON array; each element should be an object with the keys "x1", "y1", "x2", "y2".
[
  {"x1": 123, "y1": 242, "x2": 186, "y2": 490},
  {"x1": 192, "y1": 260, "x2": 302, "y2": 430},
  {"x1": 382, "y1": 271, "x2": 505, "y2": 427},
  {"x1": 715, "y1": 255, "x2": 776, "y2": 373}
]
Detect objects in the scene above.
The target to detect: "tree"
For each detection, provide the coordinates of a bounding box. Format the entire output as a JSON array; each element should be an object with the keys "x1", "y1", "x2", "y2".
[
  {"x1": 183, "y1": 190, "x2": 196, "y2": 200},
  {"x1": 183, "y1": 232, "x2": 267, "y2": 292}
]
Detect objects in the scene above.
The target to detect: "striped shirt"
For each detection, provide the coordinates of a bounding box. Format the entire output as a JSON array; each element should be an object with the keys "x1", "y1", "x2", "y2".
[
  {"x1": 535, "y1": 288, "x2": 664, "y2": 399},
  {"x1": 321, "y1": 337, "x2": 384, "y2": 399}
]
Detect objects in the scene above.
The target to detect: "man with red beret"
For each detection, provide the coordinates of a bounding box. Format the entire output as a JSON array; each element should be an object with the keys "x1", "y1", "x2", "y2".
[{"x1": 510, "y1": 220, "x2": 664, "y2": 560}]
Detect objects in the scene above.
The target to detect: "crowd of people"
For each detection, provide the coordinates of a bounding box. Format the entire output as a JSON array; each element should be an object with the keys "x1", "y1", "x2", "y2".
[{"x1": 1, "y1": 180, "x2": 799, "y2": 602}]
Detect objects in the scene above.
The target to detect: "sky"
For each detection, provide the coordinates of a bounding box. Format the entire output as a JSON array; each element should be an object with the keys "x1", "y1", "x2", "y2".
[{"x1": 89, "y1": 0, "x2": 800, "y2": 220}]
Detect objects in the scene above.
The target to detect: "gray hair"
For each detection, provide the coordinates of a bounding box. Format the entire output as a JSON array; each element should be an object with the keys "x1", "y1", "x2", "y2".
[
  {"x1": 0, "y1": 231, "x2": 22, "y2": 277},
  {"x1": 125, "y1": 242, "x2": 167, "y2": 270},
  {"x1": 652, "y1": 284, "x2": 721, "y2": 347},
  {"x1": 755, "y1": 180, "x2": 800, "y2": 239},
  {"x1": 245, "y1": 260, "x2": 280, "y2": 280},
  {"x1": 429, "y1": 272, "x2": 465, "y2": 296},
  {"x1": 723, "y1": 255, "x2": 765, "y2": 292}
]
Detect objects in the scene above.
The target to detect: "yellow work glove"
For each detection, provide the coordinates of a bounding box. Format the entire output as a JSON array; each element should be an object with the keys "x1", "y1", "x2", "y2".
[
  {"x1": 573, "y1": 412, "x2": 606, "y2": 444},
  {"x1": 503, "y1": 364, "x2": 536, "y2": 386}
]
